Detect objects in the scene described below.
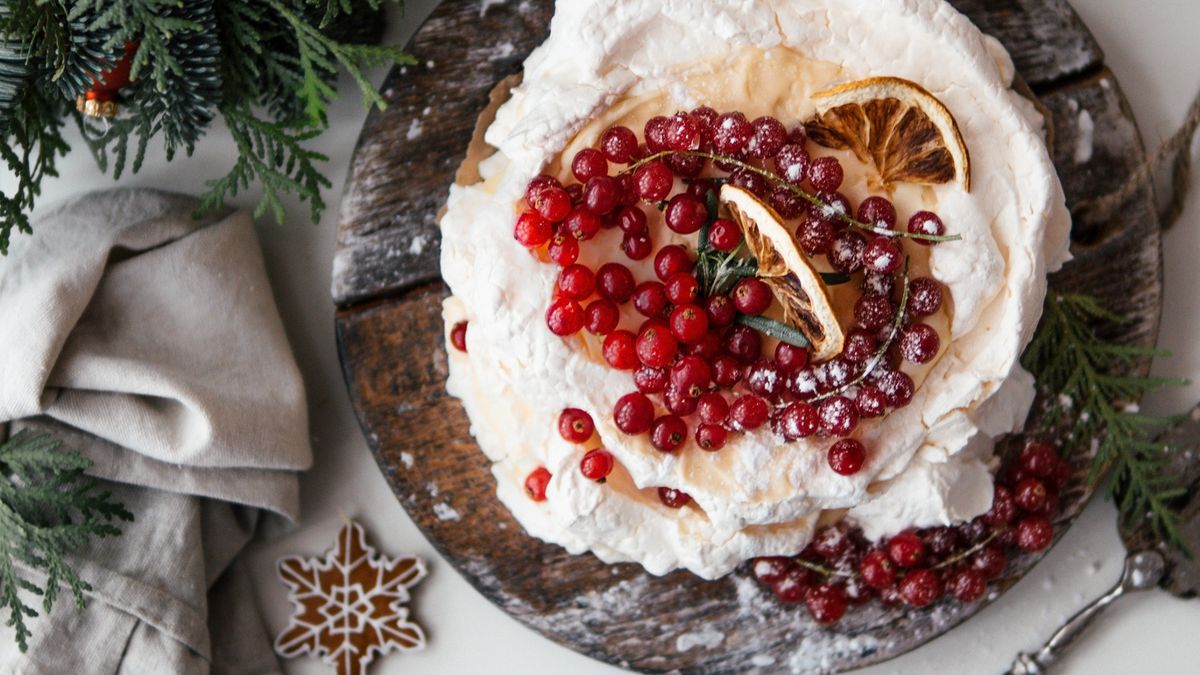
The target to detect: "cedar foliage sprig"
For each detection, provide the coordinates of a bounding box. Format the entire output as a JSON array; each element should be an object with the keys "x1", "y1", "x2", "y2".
[
  {"x1": 0, "y1": 0, "x2": 414, "y2": 255},
  {"x1": 1022, "y1": 292, "x2": 1189, "y2": 550},
  {"x1": 0, "y1": 430, "x2": 133, "y2": 652}
]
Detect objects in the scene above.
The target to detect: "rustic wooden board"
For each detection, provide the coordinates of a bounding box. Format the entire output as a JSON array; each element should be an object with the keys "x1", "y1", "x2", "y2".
[{"x1": 333, "y1": 2, "x2": 1162, "y2": 673}]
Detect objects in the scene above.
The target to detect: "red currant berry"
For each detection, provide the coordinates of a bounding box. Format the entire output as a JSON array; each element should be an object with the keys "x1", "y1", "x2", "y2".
[
  {"x1": 613, "y1": 392, "x2": 655, "y2": 434},
  {"x1": 787, "y1": 367, "x2": 819, "y2": 399},
  {"x1": 1015, "y1": 477, "x2": 1049, "y2": 513},
  {"x1": 697, "y1": 392, "x2": 730, "y2": 424},
  {"x1": 733, "y1": 277, "x2": 772, "y2": 315},
  {"x1": 514, "y1": 211, "x2": 552, "y2": 247},
  {"x1": 899, "y1": 569, "x2": 942, "y2": 607},
  {"x1": 665, "y1": 112, "x2": 701, "y2": 151},
  {"x1": 753, "y1": 556, "x2": 794, "y2": 584},
  {"x1": 650, "y1": 415, "x2": 688, "y2": 452},
  {"x1": 818, "y1": 396, "x2": 859, "y2": 437},
  {"x1": 665, "y1": 152, "x2": 705, "y2": 178},
  {"x1": 583, "y1": 175, "x2": 620, "y2": 215},
  {"x1": 774, "y1": 342, "x2": 809, "y2": 373},
  {"x1": 644, "y1": 115, "x2": 671, "y2": 152},
  {"x1": 772, "y1": 567, "x2": 811, "y2": 603},
  {"x1": 775, "y1": 144, "x2": 810, "y2": 184},
  {"x1": 585, "y1": 299, "x2": 620, "y2": 335},
  {"x1": 1016, "y1": 515, "x2": 1054, "y2": 552},
  {"x1": 580, "y1": 448, "x2": 614, "y2": 482},
  {"x1": 546, "y1": 298, "x2": 584, "y2": 336},
  {"x1": 682, "y1": 330, "x2": 721, "y2": 360},
  {"x1": 983, "y1": 484, "x2": 1018, "y2": 527},
  {"x1": 634, "y1": 365, "x2": 669, "y2": 394},
  {"x1": 747, "y1": 116, "x2": 787, "y2": 159},
  {"x1": 722, "y1": 325, "x2": 762, "y2": 364},
  {"x1": 602, "y1": 330, "x2": 638, "y2": 370},
  {"x1": 664, "y1": 385, "x2": 699, "y2": 416},
  {"x1": 636, "y1": 325, "x2": 678, "y2": 368},
  {"x1": 557, "y1": 264, "x2": 595, "y2": 300},
  {"x1": 908, "y1": 211, "x2": 945, "y2": 245},
  {"x1": 525, "y1": 467, "x2": 551, "y2": 501},
  {"x1": 621, "y1": 231, "x2": 653, "y2": 260},
  {"x1": 704, "y1": 295, "x2": 737, "y2": 328},
  {"x1": 526, "y1": 174, "x2": 561, "y2": 201},
  {"x1": 828, "y1": 439, "x2": 866, "y2": 475},
  {"x1": 695, "y1": 422, "x2": 728, "y2": 451},
  {"x1": 860, "y1": 550, "x2": 897, "y2": 589},
  {"x1": 805, "y1": 584, "x2": 847, "y2": 625},
  {"x1": 900, "y1": 323, "x2": 940, "y2": 364},
  {"x1": 669, "y1": 305, "x2": 709, "y2": 343},
  {"x1": 654, "y1": 244, "x2": 693, "y2": 281},
  {"x1": 450, "y1": 321, "x2": 468, "y2": 352},
  {"x1": 780, "y1": 401, "x2": 819, "y2": 440},
  {"x1": 596, "y1": 262, "x2": 635, "y2": 303},
  {"x1": 565, "y1": 182, "x2": 584, "y2": 204},
  {"x1": 529, "y1": 185, "x2": 571, "y2": 222},
  {"x1": 768, "y1": 185, "x2": 807, "y2": 219},
  {"x1": 971, "y1": 545, "x2": 1008, "y2": 580},
  {"x1": 558, "y1": 408, "x2": 594, "y2": 443},
  {"x1": 633, "y1": 160, "x2": 673, "y2": 202},
  {"x1": 708, "y1": 218, "x2": 742, "y2": 252},
  {"x1": 665, "y1": 193, "x2": 707, "y2": 234},
  {"x1": 632, "y1": 281, "x2": 669, "y2": 318},
  {"x1": 670, "y1": 355, "x2": 712, "y2": 395},
  {"x1": 863, "y1": 271, "x2": 896, "y2": 297},
  {"x1": 877, "y1": 370, "x2": 914, "y2": 407},
  {"x1": 600, "y1": 126, "x2": 638, "y2": 164},
  {"x1": 747, "y1": 359, "x2": 785, "y2": 400},
  {"x1": 807, "y1": 156, "x2": 844, "y2": 191},
  {"x1": 730, "y1": 394, "x2": 770, "y2": 431},
  {"x1": 712, "y1": 111, "x2": 753, "y2": 154},
  {"x1": 842, "y1": 329, "x2": 876, "y2": 363},
  {"x1": 948, "y1": 568, "x2": 987, "y2": 602},
  {"x1": 712, "y1": 354, "x2": 744, "y2": 387},
  {"x1": 797, "y1": 216, "x2": 837, "y2": 255},
  {"x1": 617, "y1": 205, "x2": 648, "y2": 234},
  {"x1": 572, "y1": 148, "x2": 608, "y2": 182},
  {"x1": 907, "y1": 277, "x2": 944, "y2": 317},
  {"x1": 564, "y1": 208, "x2": 601, "y2": 241},
  {"x1": 829, "y1": 230, "x2": 867, "y2": 274},
  {"x1": 547, "y1": 233, "x2": 580, "y2": 266},
  {"x1": 1048, "y1": 458, "x2": 1072, "y2": 491},
  {"x1": 689, "y1": 106, "x2": 718, "y2": 141},
  {"x1": 857, "y1": 196, "x2": 897, "y2": 229},
  {"x1": 862, "y1": 236, "x2": 903, "y2": 274},
  {"x1": 855, "y1": 386, "x2": 887, "y2": 418},
  {"x1": 657, "y1": 486, "x2": 692, "y2": 508},
  {"x1": 887, "y1": 532, "x2": 926, "y2": 568},
  {"x1": 1020, "y1": 441, "x2": 1060, "y2": 478},
  {"x1": 665, "y1": 272, "x2": 700, "y2": 305},
  {"x1": 729, "y1": 168, "x2": 769, "y2": 198},
  {"x1": 855, "y1": 294, "x2": 895, "y2": 332}
]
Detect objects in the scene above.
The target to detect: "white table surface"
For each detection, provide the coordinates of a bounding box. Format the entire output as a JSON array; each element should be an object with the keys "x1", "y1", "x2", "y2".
[{"x1": 6, "y1": 1, "x2": 1200, "y2": 673}]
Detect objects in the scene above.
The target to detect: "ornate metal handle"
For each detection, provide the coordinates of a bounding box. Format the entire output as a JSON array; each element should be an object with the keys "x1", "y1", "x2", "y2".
[{"x1": 1008, "y1": 550, "x2": 1165, "y2": 674}]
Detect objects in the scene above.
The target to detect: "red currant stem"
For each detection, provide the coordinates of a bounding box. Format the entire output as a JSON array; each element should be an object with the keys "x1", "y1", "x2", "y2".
[
  {"x1": 931, "y1": 529, "x2": 1004, "y2": 571},
  {"x1": 809, "y1": 257, "x2": 911, "y2": 404},
  {"x1": 792, "y1": 558, "x2": 848, "y2": 578},
  {"x1": 623, "y1": 150, "x2": 963, "y2": 243}
]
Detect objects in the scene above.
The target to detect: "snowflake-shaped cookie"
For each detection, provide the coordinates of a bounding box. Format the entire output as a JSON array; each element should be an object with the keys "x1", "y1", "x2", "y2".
[{"x1": 274, "y1": 522, "x2": 428, "y2": 675}]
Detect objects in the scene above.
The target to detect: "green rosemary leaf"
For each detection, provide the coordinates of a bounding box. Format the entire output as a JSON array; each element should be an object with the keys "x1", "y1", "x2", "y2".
[{"x1": 736, "y1": 315, "x2": 810, "y2": 348}]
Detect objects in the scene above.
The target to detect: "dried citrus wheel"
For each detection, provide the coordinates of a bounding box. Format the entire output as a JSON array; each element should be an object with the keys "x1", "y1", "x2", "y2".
[
  {"x1": 805, "y1": 76, "x2": 971, "y2": 190},
  {"x1": 720, "y1": 185, "x2": 845, "y2": 361}
]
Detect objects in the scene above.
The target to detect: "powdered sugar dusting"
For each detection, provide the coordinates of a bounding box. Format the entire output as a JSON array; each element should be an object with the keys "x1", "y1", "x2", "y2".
[
  {"x1": 406, "y1": 118, "x2": 424, "y2": 140},
  {"x1": 409, "y1": 233, "x2": 429, "y2": 255},
  {"x1": 675, "y1": 628, "x2": 725, "y2": 652},
  {"x1": 1074, "y1": 109, "x2": 1095, "y2": 164},
  {"x1": 400, "y1": 452, "x2": 415, "y2": 468},
  {"x1": 433, "y1": 502, "x2": 461, "y2": 521}
]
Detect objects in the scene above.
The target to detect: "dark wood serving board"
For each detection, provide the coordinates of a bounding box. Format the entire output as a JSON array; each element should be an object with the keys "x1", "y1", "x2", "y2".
[{"x1": 333, "y1": 1, "x2": 1163, "y2": 672}]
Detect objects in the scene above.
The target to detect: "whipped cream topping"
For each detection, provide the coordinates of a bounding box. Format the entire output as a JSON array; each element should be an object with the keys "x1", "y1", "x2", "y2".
[{"x1": 439, "y1": 0, "x2": 1071, "y2": 579}]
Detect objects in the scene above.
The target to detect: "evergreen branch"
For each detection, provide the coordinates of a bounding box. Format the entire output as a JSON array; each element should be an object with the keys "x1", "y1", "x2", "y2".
[
  {"x1": 1023, "y1": 292, "x2": 1189, "y2": 549},
  {"x1": 0, "y1": 430, "x2": 133, "y2": 652},
  {"x1": 0, "y1": 85, "x2": 71, "y2": 254}
]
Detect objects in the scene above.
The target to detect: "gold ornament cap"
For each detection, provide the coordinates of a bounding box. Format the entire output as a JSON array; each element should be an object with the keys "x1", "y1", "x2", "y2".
[{"x1": 76, "y1": 96, "x2": 118, "y2": 118}]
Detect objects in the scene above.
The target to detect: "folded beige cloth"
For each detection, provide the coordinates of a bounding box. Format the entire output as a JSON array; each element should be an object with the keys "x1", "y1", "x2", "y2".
[{"x1": 0, "y1": 189, "x2": 312, "y2": 674}]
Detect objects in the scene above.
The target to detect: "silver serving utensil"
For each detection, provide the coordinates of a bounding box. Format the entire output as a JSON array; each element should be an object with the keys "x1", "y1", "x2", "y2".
[{"x1": 1009, "y1": 405, "x2": 1200, "y2": 674}]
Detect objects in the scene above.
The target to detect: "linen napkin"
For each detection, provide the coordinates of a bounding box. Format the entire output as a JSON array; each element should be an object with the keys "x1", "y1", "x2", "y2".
[{"x1": 0, "y1": 188, "x2": 312, "y2": 674}]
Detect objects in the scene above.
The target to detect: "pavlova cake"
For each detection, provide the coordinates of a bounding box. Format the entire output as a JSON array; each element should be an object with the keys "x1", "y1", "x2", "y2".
[{"x1": 440, "y1": 0, "x2": 1071, "y2": 622}]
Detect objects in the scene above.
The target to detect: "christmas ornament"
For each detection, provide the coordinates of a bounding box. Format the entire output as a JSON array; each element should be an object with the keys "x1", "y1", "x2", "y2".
[
  {"x1": 75, "y1": 42, "x2": 137, "y2": 118},
  {"x1": 275, "y1": 522, "x2": 428, "y2": 675}
]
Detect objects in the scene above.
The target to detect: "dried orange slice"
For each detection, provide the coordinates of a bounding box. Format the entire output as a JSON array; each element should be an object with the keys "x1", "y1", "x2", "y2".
[
  {"x1": 720, "y1": 185, "x2": 845, "y2": 361},
  {"x1": 805, "y1": 76, "x2": 971, "y2": 190}
]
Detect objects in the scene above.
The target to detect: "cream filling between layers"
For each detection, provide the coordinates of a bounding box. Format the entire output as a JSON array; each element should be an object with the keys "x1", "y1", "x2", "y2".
[{"x1": 439, "y1": 0, "x2": 1071, "y2": 579}]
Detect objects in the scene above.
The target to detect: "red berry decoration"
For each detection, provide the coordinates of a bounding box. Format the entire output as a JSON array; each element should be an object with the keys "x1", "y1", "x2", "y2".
[
  {"x1": 855, "y1": 386, "x2": 887, "y2": 418},
  {"x1": 636, "y1": 325, "x2": 678, "y2": 368},
  {"x1": 583, "y1": 176, "x2": 620, "y2": 215},
  {"x1": 775, "y1": 144, "x2": 810, "y2": 184},
  {"x1": 730, "y1": 395, "x2": 769, "y2": 431},
  {"x1": 634, "y1": 365, "x2": 669, "y2": 394},
  {"x1": 670, "y1": 356, "x2": 712, "y2": 397},
  {"x1": 617, "y1": 205, "x2": 648, "y2": 234},
  {"x1": 525, "y1": 467, "x2": 551, "y2": 501},
  {"x1": 650, "y1": 415, "x2": 688, "y2": 452},
  {"x1": 948, "y1": 568, "x2": 987, "y2": 602},
  {"x1": 697, "y1": 392, "x2": 730, "y2": 424},
  {"x1": 842, "y1": 329, "x2": 876, "y2": 363},
  {"x1": 547, "y1": 233, "x2": 580, "y2": 266},
  {"x1": 818, "y1": 396, "x2": 859, "y2": 437},
  {"x1": 768, "y1": 185, "x2": 806, "y2": 219},
  {"x1": 564, "y1": 208, "x2": 601, "y2": 241},
  {"x1": 654, "y1": 244, "x2": 693, "y2": 281},
  {"x1": 450, "y1": 321, "x2": 468, "y2": 352},
  {"x1": 665, "y1": 193, "x2": 708, "y2": 234},
  {"x1": 665, "y1": 272, "x2": 700, "y2": 305},
  {"x1": 514, "y1": 211, "x2": 552, "y2": 247},
  {"x1": 733, "y1": 277, "x2": 772, "y2": 315},
  {"x1": 711, "y1": 355, "x2": 743, "y2": 387},
  {"x1": 1016, "y1": 515, "x2": 1054, "y2": 552},
  {"x1": 585, "y1": 299, "x2": 620, "y2": 335},
  {"x1": 729, "y1": 168, "x2": 769, "y2": 198},
  {"x1": 644, "y1": 115, "x2": 671, "y2": 151},
  {"x1": 908, "y1": 211, "x2": 945, "y2": 244},
  {"x1": 558, "y1": 408, "x2": 594, "y2": 443},
  {"x1": 1020, "y1": 441, "x2": 1059, "y2": 478},
  {"x1": 708, "y1": 218, "x2": 742, "y2": 252},
  {"x1": 854, "y1": 294, "x2": 895, "y2": 331},
  {"x1": 632, "y1": 281, "x2": 669, "y2": 318},
  {"x1": 753, "y1": 557, "x2": 793, "y2": 584},
  {"x1": 772, "y1": 568, "x2": 811, "y2": 604},
  {"x1": 899, "y1": 569, "x2": 942, "y2": 607},
  {"x1": 600, "y1": 125, "x2": 637, "y2": 164},
  {"x1": 557, "y1": 264, "x2": 595, "y2": 300},
  {"x1": 580, "y1": 448, "x2": 614, "y2": 482},
  {"x1": 857, "y1": 196, "x2": 897, "y2": 229},
  {"x1": 621, "y1": 231, "x2": 653, "y2": 260},
  {"x1": 546, "y1": 298, "x2": 584, "y2": 336},
  {"x1": 525, "y1": 174, "x2": 560, "y2": 201},
  {"x1": 807, "y1": 156, "x2": 844, "y2": 191},
  {"x1": 860, "y1": 550, "x2": 896, "y2": 590},
  {"x1": 774, "y1": 342, "x2": 809, "y2": 373},
  {"x1": 633, "y1": 160, "x2": 673, "y2": 202},
  {"x1": 907, "y1": 277, "x2": 944, "y2": 317},
  {"x1": 683, "y1": 331, "x2": 720, "y2": 360},
  {"x1": 747, "y1": 116, "x2": 787, "y2": 159},
  {"x1": 670, "y1": 304, "x2": 710, "y2": 343},
  {"x1": 971, "y1": 545, "x2": 1008, "y2": 580},
  {"x1": 664, "y1": 386, "x2": 699, "y2": 417},
  {"x1": 900, "y1": 323, "x2": 940, "y2": 364},
  {"x1": 877, "y1": 370, "x2": 915, "y2": 407},
  {"x1": 712, "y1": 111, "x2": 753, "y2": 154},
  {"x1": 983, "y1": 484, "x2": 1018, "y2": 527},
  {"x1": 695, "y1": 423, "x2": 728, "y2": 451},
  {"x1": 828, "y1": 439, "x2": 866, "y2": 476},
  {"x1": 747, "y1": 359, "x2": 785, "y2": 400},
  {"x1": 529, "y1": 185, "x2": 571, "y2": 222},
  {"x1": 658, "y1": 487, "x2": 692, "y2": 508},
  {"x1": 666, "y1": 112, "x2": 702, "y2": 151},
  {"x1": 805, "y1": 584, "x2": 848, "y2": 625},
  {"x1": 797, "y1": 216, "x2": 836, "y2": 255},
  {"x1": 780, "y1": 401, "x2": 819, "y2": 440},
  {"x1": 1014, "y1": 477, "x2": 1049, "y2": 513},
  {"x1": 862, "y1": 236, "x2": 903, "y2": 274},
  {"x1": 596, "y1": 262, "x2": 635, "y2": 303},
  {"x1": 602, "y1": 330, "x2": 639, "y2": 370},
  {"x1": 863, "y1": 271, "x2": 896, "y2": 297},
  {"x1": 828, "y1": 230, "x2": 866, "y2": 274},
  {"x1": 613, "y1": 392, "x2": 655, "y2": 435},
  {"x1": 723, "y1": 325, "x2": 762, "y2": 364},
  {"x1": 705, "y1": 295, "x2": 737, "y2": 327},
  {"x1": 887, "y1": 532, "x2": 926, "y2": 568},
  {"x1": 572, "y1": 148, "x2": 608, "y2": 182}
]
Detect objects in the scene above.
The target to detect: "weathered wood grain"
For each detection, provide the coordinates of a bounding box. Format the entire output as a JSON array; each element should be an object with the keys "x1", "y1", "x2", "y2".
[
  {"x1": 331, "y1": 0, "x2": 1104, "y2": 307},
  {"x1": 333, "y1": 1, "x2": 1161, "y2": 672}
]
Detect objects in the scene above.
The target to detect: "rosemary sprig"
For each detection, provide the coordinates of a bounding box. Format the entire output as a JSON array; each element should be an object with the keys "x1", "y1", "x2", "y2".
[
  {"x1": 623, "y1": 150, "x2": 963, "y2": 243},
  {"x1": 1022, "y1": 293, "x2": 1189, "y2": 550},
  {"x1": 737, "y1": 315, "x2": 811, "y2": 349}
]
